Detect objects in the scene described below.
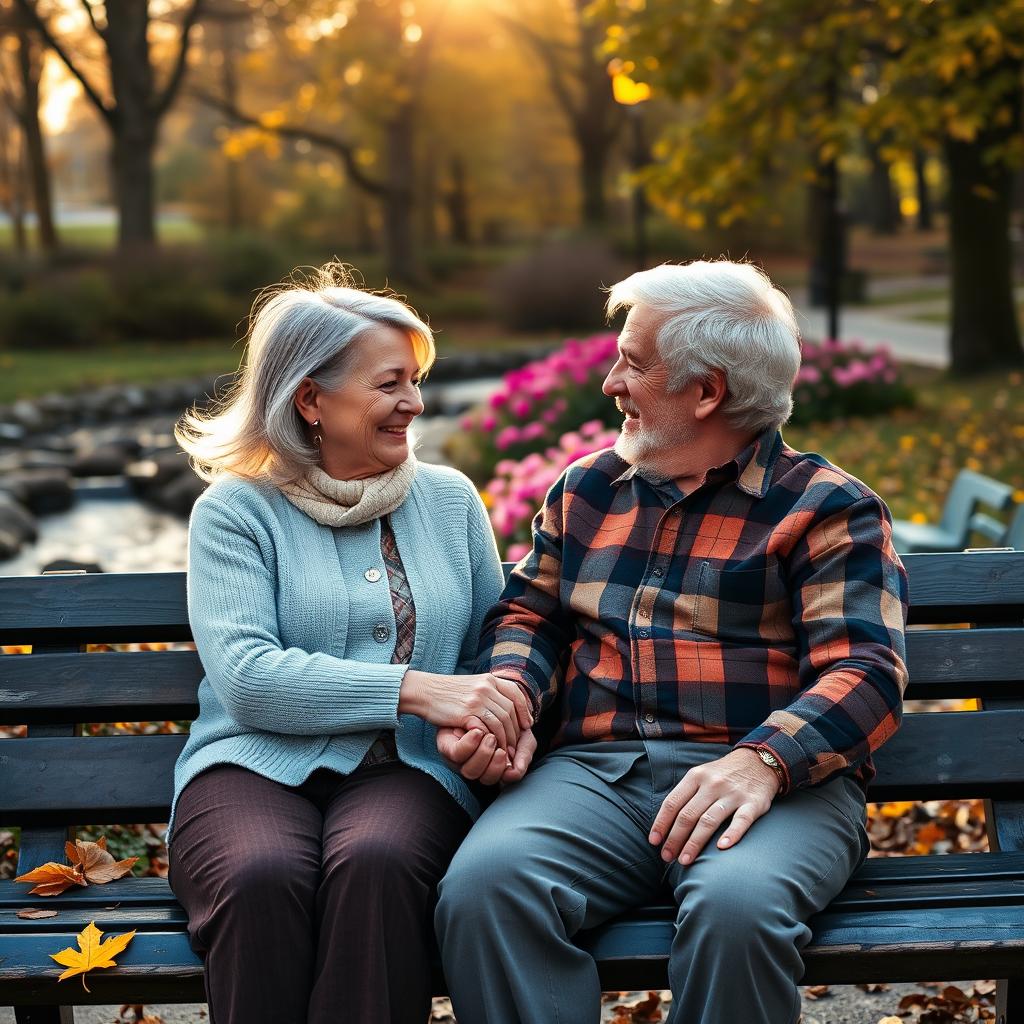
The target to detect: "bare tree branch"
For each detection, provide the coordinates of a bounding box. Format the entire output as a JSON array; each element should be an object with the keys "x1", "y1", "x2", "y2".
[
  {"x1": 79, "y1": 0, "x2": 102, "y2": 39},
  {"x1": 193, "y1": 86, "x2": 389, "y2": 197},
  {"x1": 13, "y1": 0, "x2": 113, "y2": 124},
  {"x1": 155, "y1": 0, "x2": 204, "y2": 117},
  {"x1": 499, "y1": 14, "x2": 580, "y2": 126}
]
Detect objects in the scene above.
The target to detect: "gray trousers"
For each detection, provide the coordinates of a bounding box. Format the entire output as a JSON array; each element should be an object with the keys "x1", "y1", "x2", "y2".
[{"x1": 436, "y1": 740, "x2": 869, "y2": 1024}]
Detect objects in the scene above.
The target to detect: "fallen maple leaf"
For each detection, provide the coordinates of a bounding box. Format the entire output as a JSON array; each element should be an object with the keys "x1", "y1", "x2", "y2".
[
  {"x1": 14, "y1": 862, "x2": 86, "y2": 897},
  {"x1": 66, "y1": 838, "x2": 138, "y2": 884},
  {"x1": 16, "y1": 908, "x2": 58, "y2": 920},
  {"x1": 50, "y1": 920, "x2": 136, "y2": 992}
]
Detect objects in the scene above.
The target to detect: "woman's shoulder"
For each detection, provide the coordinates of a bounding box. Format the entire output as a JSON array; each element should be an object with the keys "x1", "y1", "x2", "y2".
[
  {"x1": 193, "y1": 473, "x2": 285, "y2": 522},
  {"x1": 411, "y1": 461, "x2": 480, "y2": 505}
]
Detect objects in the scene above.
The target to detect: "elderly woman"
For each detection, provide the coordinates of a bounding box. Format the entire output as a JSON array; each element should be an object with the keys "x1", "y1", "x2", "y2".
[{"x1": 167, "y1": 265, "x2": 531, "y2": 1024}]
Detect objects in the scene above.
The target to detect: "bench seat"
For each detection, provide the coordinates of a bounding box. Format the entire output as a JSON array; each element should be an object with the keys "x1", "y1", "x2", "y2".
[
  {"x1": 3, "y1": 851, "x2": 1024, "y2": 1004},
  {"x1": 1, "y1": 551, "x2": 1023, "y2": 1021}
]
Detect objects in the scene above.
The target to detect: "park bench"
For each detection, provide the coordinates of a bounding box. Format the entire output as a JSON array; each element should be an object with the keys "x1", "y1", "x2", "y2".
[
  {"x1": 891, "y1": 468, "x2": 1016, "y2": 553},
  {"x1": 0, "y1": 551, "x2": 1023, "y2": 1024}
]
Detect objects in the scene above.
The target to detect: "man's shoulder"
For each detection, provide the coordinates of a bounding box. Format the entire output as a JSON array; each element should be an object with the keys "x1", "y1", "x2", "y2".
[
  {"x1": 562, "y1": 447, "x2": 629, "y2": 492},
  {"x1": 773, "y1": 442, "x2": 887, "y2": 517}
]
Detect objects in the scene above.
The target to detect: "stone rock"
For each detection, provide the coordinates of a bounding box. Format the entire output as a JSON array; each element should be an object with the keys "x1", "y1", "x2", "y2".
[
  {"x1": 18, "y1": 449, "x2": 75, "y2": 472},
  {"x1": 3, "y1": 469, "x2": 74, "y2": 514},
  {"x1": 70, "y1": 445, "x2": 132, "y2": 478},
  {"x1": 0, "y1": 422, "x2": 26, "y2": 443},
  {"x1": 126, "y1": 449, "x2": 190, "y2": 497},
  {"x1": 154, "y1": 469, "x2": 206, "y2": 517},
  {"x1": 10, "y1": 400, "x2": 46, "y2": 432},
  {"x1": 0, "y1": 527, "x2": 22, "y2": 561},
  {"x1": 0, "y1": 494, "x2": 38, "y2": 543}
]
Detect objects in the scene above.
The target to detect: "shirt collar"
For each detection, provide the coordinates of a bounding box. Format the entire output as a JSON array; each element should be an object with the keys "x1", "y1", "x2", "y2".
[{"x1": 611, "y1": 428, "x2": 782, "y2": 500}]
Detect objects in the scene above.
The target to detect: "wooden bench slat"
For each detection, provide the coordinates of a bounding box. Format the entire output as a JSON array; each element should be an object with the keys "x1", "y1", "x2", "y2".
[
  {"x1": 3, "y1": 710, "x2": 1024, "y2": 824},
  {"x1": 0, "y1": 932, "x2": 205, "y2": 1005},
  {"x1": 1, "y1": 631, "x2": 1023, "y2": 726},
  {"x1": 0, "y1": 651, "x2": 203, "y2": 725},
  {"x1": 0, "y1": 573, "x2": 190, "y2": 645},
  {"x1": 1, "y1": 552, "x2": 1022, "y2": 645}
]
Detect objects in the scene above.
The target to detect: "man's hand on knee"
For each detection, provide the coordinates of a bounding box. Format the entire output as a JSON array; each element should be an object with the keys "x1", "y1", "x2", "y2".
[{"x1": 649, "y1": 748, "x2": 781, "y2": 865}]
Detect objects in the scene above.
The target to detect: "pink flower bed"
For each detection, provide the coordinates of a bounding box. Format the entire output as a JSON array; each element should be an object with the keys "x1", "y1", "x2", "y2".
[
  {"x1": 483, "y1": 420, "x2": 621, "y2": 558},
  {"x1": 792, "y1": 339, "x2": 913, "y2": 425},
  {"x1": 451, "y1": 333, "x2": 620, "y2": 483}
]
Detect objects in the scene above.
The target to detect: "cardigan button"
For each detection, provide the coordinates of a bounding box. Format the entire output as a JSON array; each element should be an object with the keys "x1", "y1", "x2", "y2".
[
  {"x1": 364, "y1": 568, "x2": 382, "y2": 583},
  {"x1": 372, "y1": 624, "x2": 391, "y2": 643}
]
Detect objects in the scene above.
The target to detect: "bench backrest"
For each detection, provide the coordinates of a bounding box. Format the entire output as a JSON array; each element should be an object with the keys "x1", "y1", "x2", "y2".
[
  {"x1": 1, "y1": 551, "x2": 1023, "y2": 868},
  {"x1": 940, "y1": 469, "x2": 1016, "y2": 547}
]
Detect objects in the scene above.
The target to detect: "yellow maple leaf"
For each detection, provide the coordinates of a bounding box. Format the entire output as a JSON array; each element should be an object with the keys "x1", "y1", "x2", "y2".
[{"x1": 50, "y1": 921, "x2": 136, "y2": 992}]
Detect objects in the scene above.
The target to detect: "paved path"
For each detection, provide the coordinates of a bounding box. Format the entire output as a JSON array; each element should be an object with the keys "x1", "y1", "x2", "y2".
[{"x1": 795, "y1": 303, "x2": 948, "y2": 368}]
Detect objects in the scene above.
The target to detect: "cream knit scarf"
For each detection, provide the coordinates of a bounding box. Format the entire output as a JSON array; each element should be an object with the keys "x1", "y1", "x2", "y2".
[{"x1": 280, "y1": 456, "x2": 417, "y2": 528}]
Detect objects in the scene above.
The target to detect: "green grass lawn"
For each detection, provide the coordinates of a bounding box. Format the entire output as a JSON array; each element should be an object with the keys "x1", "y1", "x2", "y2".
[{"x1": 0, "y1": 219, "x2": 205, "y2": 249}]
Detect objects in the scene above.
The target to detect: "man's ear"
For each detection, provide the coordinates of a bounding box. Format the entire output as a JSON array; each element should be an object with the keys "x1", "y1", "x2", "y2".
[
  {"x1": 293, "y1": 377, "x2": 321, "y2": 424},
  {"x1": 693, "y1": 370, "x2": 728, "y2": 421}
]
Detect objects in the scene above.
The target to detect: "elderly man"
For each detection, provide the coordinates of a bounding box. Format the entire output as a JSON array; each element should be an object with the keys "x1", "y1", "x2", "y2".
[{"x1": 436, "y1": 260, "x2": 909, "y2": 1024}]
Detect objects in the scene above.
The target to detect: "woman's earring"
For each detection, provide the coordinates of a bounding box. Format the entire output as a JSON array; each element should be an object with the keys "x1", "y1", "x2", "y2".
[{"x1": 311, "y1": 418, "x2": 322, "y2": 448}]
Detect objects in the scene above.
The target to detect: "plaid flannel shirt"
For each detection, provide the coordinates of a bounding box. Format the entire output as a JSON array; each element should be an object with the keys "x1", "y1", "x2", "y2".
[{"x1": 481, "y1": 429, "x2": 909, "y2": 794}]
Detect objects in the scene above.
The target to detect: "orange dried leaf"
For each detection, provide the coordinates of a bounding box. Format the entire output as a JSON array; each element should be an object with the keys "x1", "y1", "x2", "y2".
[
  {"x1": 71, "y1": 839, "x2": 137, "y2": 884},
  {"x1": 50, "y1": 920, "x2": 136, "y2": 993},
  {"x1": 16, "y1": 908, "x2": 58, "y2": 920},
  {"x1": 15, "y1": 862, "x2": 86, "y2": 897}
]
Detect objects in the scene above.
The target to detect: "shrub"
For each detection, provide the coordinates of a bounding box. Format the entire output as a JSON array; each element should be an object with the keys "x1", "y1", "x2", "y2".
[
  {"x1": 446, "y1": 332, "x2": 621, "y2": 483},
  {"x1": 483, "y1": 421, "x2": 621, "y2": 559},
  {"x1": 791, "y1": 339, "x2": 914, "y2": 426},
  {"x1": 109, "y1": 285, "x2": 240, "y2": 342},
  {"x1": 490, "y1": 238, "x2": 627, "y2": 332},
  {"x1": 0, "y1": 276, "x2": 114, "y2": 352}
]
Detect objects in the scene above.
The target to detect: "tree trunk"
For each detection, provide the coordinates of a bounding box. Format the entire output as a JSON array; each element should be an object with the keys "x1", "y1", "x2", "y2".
[
  {"x1": 418, "y1": 155, "x2": 438, "y2": 250},
  {"x1": 914, "y1": 147, "x2": 933, "y2": 231},
  {"x1": 15, "y1": 27, "x2": 58, "y2": 253},
  {"x1": 866, "y1": 142, "x2": 899, "y2": 234},
  {"x1": 105, "y1": 0, "x2": 158, "y2": 251},
  {"x1": 382, "y1": 103, "x2": 418, "y2": 282},
  {"x1": 112, "y1": 129, "x2": 157, "y2": 251},
  {"x1": 945, "y1": 129, "x2": 1023, "y2": 373},
  {"x1": 574, "y1": 0, "x2": 616, "y2": 229},
  {"x1": 445, "y1": 154, "x2": 471, "y2": 244}
]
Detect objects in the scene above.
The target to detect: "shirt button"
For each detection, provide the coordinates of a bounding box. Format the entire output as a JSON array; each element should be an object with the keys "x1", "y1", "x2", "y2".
[
  {"x1": 644, "y1": 713, "x2": 655, "y2": 724},
  {"x1": 652, "y1": 567, "x2": 664, "y2": 578},
  {"x1": 637, "y1": 628, "x2": 650, "y2": 639},
  {"x1": 364, "y1": 568, "x2": 382, "y2": 583},
  {"x1": 372, "y1": 624, "x2": 390, "y2": 643}
]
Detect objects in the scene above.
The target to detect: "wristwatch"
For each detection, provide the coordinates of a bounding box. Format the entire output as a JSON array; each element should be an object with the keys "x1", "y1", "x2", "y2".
[{"x1": 754, "y1": 747, "x2": 786, "y2": 792}]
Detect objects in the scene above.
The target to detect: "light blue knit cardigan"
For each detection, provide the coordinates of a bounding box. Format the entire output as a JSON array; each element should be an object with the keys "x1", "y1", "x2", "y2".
[{"x1": 167, "y1": 462, "x2": 504, "y2": 840}]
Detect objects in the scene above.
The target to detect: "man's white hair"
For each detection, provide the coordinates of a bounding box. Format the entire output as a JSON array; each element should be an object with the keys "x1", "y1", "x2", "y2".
[{"x1": 605, "y1": 260, "x2": 801, "y2": 434}]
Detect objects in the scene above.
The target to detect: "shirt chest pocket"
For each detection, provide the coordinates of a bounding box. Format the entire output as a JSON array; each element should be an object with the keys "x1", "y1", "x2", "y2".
[{"x1": 691, "y1": 559, "x2": 793, "y2": 644}]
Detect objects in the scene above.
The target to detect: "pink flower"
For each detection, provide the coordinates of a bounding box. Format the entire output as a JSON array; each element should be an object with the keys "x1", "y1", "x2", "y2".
[
  {"x1": 521, "y1": 422, "x2": 546, "y2": 441},
  {"x1": 507, "y1": 542, "x2": 532, "y2": 562},
  {"x1": 481, "y1": 414, "x2": 497, "y2": 431},
  {"x1": 512, "y1": 399, "x2": 532, "y2": 417},
  {"x1": 495, "y1": 426, "x2": 521, "y2": 451}
]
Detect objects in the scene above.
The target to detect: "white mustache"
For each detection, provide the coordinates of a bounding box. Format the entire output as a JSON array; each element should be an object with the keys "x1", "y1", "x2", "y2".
[{"x1": 616, "y1": 399, "x2": 640, "y2": 417}]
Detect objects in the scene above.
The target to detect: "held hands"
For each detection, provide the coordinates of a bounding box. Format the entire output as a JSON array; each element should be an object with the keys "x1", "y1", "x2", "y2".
[
  {"x1": 437, "y1": 725, "x2": 538, "y2": 785},
  {"x1": 649, "y1": 748, "x2": 781, "y2": 866},
  {"x1": 399, "y1": 670, "x2": 533, "y2": 754}
]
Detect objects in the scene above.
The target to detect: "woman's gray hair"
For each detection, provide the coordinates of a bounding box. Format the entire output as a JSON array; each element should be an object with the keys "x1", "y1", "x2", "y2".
[
  {"x1": 176, "y1": 263, "x2": 436, "y2": 484},
  {"x1": 605, "y1": 260, "x2": 801, "y2": 433}
]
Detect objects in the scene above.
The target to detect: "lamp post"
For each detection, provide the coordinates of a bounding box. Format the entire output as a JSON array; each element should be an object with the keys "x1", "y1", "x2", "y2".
[{"x1": 611, "y1": 66, "x2": 651, "y2": 271}]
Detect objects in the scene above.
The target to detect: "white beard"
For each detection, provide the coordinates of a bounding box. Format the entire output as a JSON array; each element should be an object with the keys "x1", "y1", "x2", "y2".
[{"x1": 614, "y1": 416, "x2": 696, "y2": 475}]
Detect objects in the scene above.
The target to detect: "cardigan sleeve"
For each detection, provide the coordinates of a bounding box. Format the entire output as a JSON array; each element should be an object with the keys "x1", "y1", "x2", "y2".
[
  {"x1": 187, "y1": 494, "x2": 405, "y2": 736},
  {"x1": 456, "y1": 485, "x2": 505, "y2": 674}
]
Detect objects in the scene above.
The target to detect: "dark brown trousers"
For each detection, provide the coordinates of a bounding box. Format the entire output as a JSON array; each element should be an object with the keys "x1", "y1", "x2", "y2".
[{"x1": 168, "y1": 762, "x2": 471, "y2": 1024}]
